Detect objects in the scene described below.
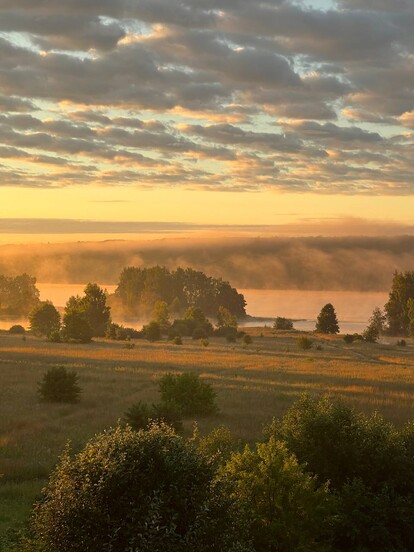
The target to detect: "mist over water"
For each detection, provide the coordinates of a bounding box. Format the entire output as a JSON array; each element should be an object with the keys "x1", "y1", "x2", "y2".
[{"x1": 0, "y1": 235, "x2": 413, "y2": 292}]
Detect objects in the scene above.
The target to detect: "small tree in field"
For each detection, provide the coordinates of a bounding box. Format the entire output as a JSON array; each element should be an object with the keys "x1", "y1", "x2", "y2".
[
  {"x1": 38, "y1": 366, "x2": 81, "y2": 403},
  {"x1": 159, "y1": 372, "x2": 218, "y2": 417},
  {"x1": 315, "y1": 303, "x2": 339, "y2": 334},
  {"x1": 363, "y1": 307, "x2": 386, "y2": 342},
  {"x1": 29, "y1": 301, "x2": 61, "y2": 337}
]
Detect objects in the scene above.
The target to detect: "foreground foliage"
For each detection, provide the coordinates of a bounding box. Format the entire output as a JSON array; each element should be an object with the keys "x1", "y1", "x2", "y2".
[
  {"x1": 269, "y1": 395, "x2": 414, "y2": 552},
  {"x1": 28, "y1": 424, "x2": 250, "y2": 552}
]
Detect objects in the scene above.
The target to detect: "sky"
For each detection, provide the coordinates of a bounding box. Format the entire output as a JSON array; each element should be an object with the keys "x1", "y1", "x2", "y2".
[{"x1": 1, "y1": 0, "x2": 414, "y2": 243}]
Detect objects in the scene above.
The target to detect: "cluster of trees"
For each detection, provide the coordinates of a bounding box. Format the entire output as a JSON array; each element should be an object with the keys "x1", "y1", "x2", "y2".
[
  {"x1": 20, "y1": 395, "x2": 414, "y2": 552},
  {"x1": 0, "y1": 273, "x2": 39, "y2": 316},
  {"x1": 29, "y1": 284, "x2": 244, "y2": 345},
  {"x1": 112, "y1": 266, "x2": 246, "y2": 319},
  {"x1": 29, "y1": 283, "x2": 111, "y2": 343}
]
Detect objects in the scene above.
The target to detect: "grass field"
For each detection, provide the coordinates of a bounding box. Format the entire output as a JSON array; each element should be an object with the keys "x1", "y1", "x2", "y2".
[{"x1": 1, "y1": 328, "x2": 414, "y2": 541}]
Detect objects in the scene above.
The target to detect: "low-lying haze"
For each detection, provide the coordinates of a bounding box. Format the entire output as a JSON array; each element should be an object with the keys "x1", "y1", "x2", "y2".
[{"x1": 1, "y1": 233, "x2": 413, "y2": 292}]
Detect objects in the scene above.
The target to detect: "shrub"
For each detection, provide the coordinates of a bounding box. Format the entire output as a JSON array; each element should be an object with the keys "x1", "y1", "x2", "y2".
[
  {"x1": 173, "y1": 335, "x2": 183, "y2": 345},
  {"x1": 9, "y1": 324, "x2": 25, "y2": 334},
  {"x1": 106, "y1": 322, "x2": 142, "y2": 340},
  {"x1": 297, "y1": 336, "x2": 313, "y2": 350},
  {"x1": 38, "y1": 366, "x2": 81, "y2": 403},
  {"x1": 397, "y1": 339, "x2": 407, "y2": 347},
  {"x1": 144, "y1": 321, "x2": 161, "y2": 342},
  {"x1": 242, "y1": 334, "x2": 252, "y2": 345},
  {"x1": 200, "y1": 338, "x2": 209, "y2": 347},
  {"x1": 152, "y1": 402, "x2": 183, "y2": 432},
  {"x1": 124, "y1": 401, "x2": 183, "y2": 432},
  {"x1": 273, "y1": 317, "x2": 294, "y2": 330},
  {"x1": 124, "y1": 401, "x2": 153, "y2": 430},
  {"x1": 159, "y1": 372, "x2": 218, "y2": 417},
  {"x1": 29, "y1": 425, "x2": 249, "y2": 552},
  {"x1": 343, "y1": 334, "x2": 355, "y2": 344}
]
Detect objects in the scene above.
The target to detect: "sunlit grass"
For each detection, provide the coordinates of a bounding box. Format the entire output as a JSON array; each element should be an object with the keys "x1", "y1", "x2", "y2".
[{"x1": 1, "y1": 330, "x2": 414, "y2": 537}]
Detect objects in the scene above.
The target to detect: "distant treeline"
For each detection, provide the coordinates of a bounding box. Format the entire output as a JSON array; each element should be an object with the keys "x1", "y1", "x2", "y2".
[
  {"x1": 111, "y1": 266, "x2": 246, "y2": 318},
  {"x1": 3, "y1": 236, "x2": 414, "y2": 290}
]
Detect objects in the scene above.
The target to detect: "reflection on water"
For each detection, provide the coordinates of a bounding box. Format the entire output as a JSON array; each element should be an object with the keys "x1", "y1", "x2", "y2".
[{"x1": 0, "y1": 284, "x2": 389, "y2": 334}]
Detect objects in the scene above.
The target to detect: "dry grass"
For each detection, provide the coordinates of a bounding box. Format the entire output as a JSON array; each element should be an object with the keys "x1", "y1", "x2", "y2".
[{"x1": 1, "y1": 329, "x2": 414, "y2": 537}]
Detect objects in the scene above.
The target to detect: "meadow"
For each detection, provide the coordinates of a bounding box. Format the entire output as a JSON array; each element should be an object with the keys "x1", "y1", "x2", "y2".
[{"x1": 1, "y1": 328, "x2": 414, "y2": 541}]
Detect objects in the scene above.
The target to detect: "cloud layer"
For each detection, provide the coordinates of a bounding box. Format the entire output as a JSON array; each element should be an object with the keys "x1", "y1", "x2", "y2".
[{"x1": 0, "y1": 0, "x2": 413, "y2": 193}]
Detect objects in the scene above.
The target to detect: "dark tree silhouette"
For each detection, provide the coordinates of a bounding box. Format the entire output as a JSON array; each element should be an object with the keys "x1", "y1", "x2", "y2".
[{"x1": 315, "y1": 303, "x2": 339, "y2": 334}]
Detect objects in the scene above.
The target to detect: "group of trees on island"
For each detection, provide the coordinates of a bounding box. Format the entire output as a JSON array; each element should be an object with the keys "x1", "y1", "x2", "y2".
[{"x1": 112, "y1": 266, "x2": 246, "y2": 319}]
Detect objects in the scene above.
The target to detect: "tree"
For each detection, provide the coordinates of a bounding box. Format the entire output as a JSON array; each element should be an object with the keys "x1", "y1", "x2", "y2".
[
  {"x1": 363, "y1": 306, "x2": 386, "y2": 342},
  {"x1": 0, "y1": 273, "x2": 40, "y2": 316},
  {"x1": 38, "y1": 366, "x2": 81, "y2": 403},
  {"x1": 81, "y1": 283, "x2": 111, "y2": 337},
  {"x1": 221, "y1": 436, "x2": 333, "y2": 552},
  {"x1": 216, "y1": 306, "x2": 238, "y2": 330},
  {"x1": 30, "y1": 424, "x2": 250, "y2": 552},
  {"x1": 315, "y1": 303, "x2": 339, "y2": 334},
  {"x1": 29, "y1": 301, "x2": 61, "y2": 337},
  {"x1": 385, "y1": 271, "x2": 414, "y2": 335},
  {"x1": 153, "y1": 300, "x2": 170, "y2": 329},
  {"x1": 61, "y1": 310, "x2": 93, "y2": 343}
]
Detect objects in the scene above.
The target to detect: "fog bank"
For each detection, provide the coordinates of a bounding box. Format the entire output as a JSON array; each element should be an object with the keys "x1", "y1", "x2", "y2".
[{"x1": 1, "y1": 235, "x2": 413, "y2": 291}]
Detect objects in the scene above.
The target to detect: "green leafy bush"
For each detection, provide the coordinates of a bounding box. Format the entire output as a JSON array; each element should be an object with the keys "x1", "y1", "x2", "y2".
[
  {"x1": 222, "y1": 436, "x2": 333, "y2": 552},
  {"x1": 37, "y1": 366, "x2": 81, "y2": 403},
  {"x1": 268, "y1": 394, "x2": 414, "y2": 552},
  {"x1": 159, "y1": 372, "x2": 218, "y2": 417},
  {"x1": 29, "y1": 424, "x2": 249, "y2": 552}
]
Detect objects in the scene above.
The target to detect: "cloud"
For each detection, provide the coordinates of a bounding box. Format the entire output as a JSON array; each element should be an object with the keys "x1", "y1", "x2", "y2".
[{"x1": 0, "y1": 1, "x2": 413, "y2": 193}]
